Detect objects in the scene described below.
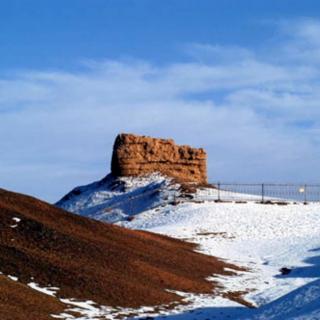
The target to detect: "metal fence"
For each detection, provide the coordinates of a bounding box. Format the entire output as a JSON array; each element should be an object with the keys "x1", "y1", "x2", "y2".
[{"x1": 201, "y1": 183, "x2": 320, "y2": 203}]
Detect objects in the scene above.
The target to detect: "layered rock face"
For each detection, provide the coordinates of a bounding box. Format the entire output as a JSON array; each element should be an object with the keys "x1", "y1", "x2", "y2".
[{"x1": 111, "y1": 133, "x2": 207, "y2": 184}]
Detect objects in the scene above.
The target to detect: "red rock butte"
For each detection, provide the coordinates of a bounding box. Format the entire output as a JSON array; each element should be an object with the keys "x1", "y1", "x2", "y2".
[{"x1": 111, "y1": 133, "x2": 208, "y2": 184}]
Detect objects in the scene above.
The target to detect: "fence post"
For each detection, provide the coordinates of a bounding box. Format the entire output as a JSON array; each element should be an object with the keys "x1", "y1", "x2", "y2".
[
  {"x1": 304, "y1": 184, "x2": 307, "y2": 204},
  {"x1": 218, "y1": 182, "x2": 221, "y2": 202},
  {"x1": 261, "y1": 183, "x2": 265, "y2": 203}
]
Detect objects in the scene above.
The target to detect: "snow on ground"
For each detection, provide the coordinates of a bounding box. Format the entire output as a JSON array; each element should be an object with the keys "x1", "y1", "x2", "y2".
[
  {"x1": 7, "y1": 275, "x2": 18, "y2": 281},
  {"x1": 56, "y1": 174, "x2": 180, "y2": 223},
  {"x1": 27, "y1": 282, "x2": 59, "y2": 297},
  {"x1": 56, "y1": 174, "x2": 320, "y2": 319},
  {"x1": 118, "y1": 201, "x2": 320, "y2": 319},
  {"x1": 10, "y1": 216, "x2": 21, "y2": 228},
  {"x1": 2, "y1": 273, "x2": 194, "y2": 320},
  {"x1": 129, "y1": 279, "x2": 320, "y2": 320},
  {"x1": 56, "y1": 173, "x2": 300, "y2": 225}
]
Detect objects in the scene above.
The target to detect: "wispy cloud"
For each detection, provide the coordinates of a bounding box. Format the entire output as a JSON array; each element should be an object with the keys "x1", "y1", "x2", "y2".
[{"x1": 1, "y1": 19, "x2": 320, "y2": 201}]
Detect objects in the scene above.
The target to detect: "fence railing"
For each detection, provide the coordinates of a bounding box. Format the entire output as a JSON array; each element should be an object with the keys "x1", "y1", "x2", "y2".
[{"x1": 199, "y1": 183, "x2": 320, "y2": 203}]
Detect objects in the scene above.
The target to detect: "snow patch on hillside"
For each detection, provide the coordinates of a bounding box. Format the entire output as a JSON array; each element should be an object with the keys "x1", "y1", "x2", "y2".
[
  {"x1": 27, "y1": 282, "x2": 59, "y2": 296},
  {"x1": 56, "y1": 173, "x2": 180, "y2": 223}
]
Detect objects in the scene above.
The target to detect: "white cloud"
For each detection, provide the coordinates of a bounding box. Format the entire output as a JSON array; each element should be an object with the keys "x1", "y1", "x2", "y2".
[
  {"x1": 267, "y1": 18, "x2": 320, "y2": 65},
  {"x1": 184, "y1": 43, "x2": 254, "y2": 64},
  {"x1": 1, "y1": 19, "x2": 320, "y2": 201}
]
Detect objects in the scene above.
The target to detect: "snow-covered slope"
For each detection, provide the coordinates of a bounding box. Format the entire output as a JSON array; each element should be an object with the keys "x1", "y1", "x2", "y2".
[
  {"x1": 248, "y1": 278, "x2": 320, "y2": 320},
  {"x1": 56, "y1": 173, "x2": 181, "y2": 223},
  {"x1": 118, "y1": 201, "x2": 320, "y2": 319},
  {"x1": 128, "y1": 279, "x2": 320, "y2": 320},
  {"x1": 56, "y1": 173, "x2": 272, "y2": 224},
  {"x1": 56, "y1": 174, "x2": 320, "y2": 319}
]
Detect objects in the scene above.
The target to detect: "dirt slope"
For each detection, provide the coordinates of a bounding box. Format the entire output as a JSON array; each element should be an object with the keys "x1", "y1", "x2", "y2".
[
  {"x1": 0, "y1": 275, "x2": 66, "y2": 320},
  {"x1": 0, "y1": 188, "x2": 239, "y2": 318}
]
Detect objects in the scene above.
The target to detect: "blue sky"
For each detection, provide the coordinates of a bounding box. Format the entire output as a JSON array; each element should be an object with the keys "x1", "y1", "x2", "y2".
[
  {"x1": 1, "y1": 0, "x2": 319, "y2": 71},
  {"x1": 1, "y1": 1, "x2": 320, "y2": 202}
]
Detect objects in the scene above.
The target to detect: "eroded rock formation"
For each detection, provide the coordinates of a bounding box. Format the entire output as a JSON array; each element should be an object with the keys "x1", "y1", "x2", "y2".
[{"x1": 111, "y1": 133, "x2": 207, "y2": 184}]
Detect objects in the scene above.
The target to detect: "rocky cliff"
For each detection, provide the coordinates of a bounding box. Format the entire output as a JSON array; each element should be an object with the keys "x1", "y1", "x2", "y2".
[{"x1": 111, "y1": 133, "x2": 207, "y2": 184}]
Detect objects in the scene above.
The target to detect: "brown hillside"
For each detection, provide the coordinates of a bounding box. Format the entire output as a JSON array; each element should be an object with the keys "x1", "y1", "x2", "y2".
[
  {"x1": 0, "y1": 188, "x2": 240, "y2": 318},
  {"x1": 0, "y1": 275, "x2": 66, "y2": 320}
]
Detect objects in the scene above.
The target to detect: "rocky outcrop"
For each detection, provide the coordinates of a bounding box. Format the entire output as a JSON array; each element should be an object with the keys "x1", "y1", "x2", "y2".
[{"x1": 111, "y1": 133, "x2": 207, "y2": 184}]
